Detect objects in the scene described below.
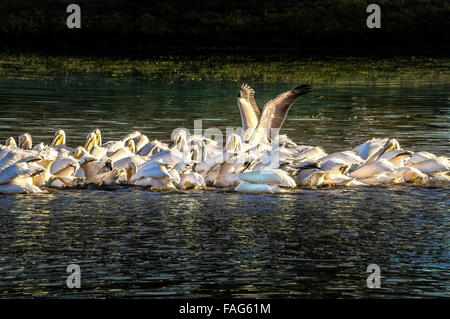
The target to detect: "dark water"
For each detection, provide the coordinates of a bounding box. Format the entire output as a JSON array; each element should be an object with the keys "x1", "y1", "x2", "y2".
[{"x1": 0, "y1": 79, "x2": 449, "y2": 298}]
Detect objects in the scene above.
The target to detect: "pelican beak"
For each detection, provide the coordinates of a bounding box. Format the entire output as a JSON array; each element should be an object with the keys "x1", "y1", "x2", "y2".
[
  {"x1": 6, "y1": 137, "x2": 16, "y2": 147},
  {"x1": 386, "y1": 139, "x2": 399, "y2": 152},
  {"x1": 95, "y1": 131, "x2": 102, "y2": 146},
  {"x1": 51, "y1": 134, "x2": 64, "y2": 147},
  {"x1": 112, "y1": 169, "x2": 121, "y2": 177},
  {"x1": 387, "y1": 143, "x2": 397, "y2": 152},
  {"x1": 339, "y1": 165, "x2": 348, "y2": 174},
  {"x1": 382, "y1": 140, "x2": 398, "y2": 154},
  {"x1": 377, "y1": 140, "x2": 398, "y2": 159},
  {"x1": 20, "y1": 140, "x2": 28, "y2": 149},
  {"x1": 126, "y1": 167, "x2": 134, "y2": 183},
  {"x1": 177, "y1": 136, "x2": 184, "y2": 152},
  {"x1": 84, "y1": 135, "x2": 96, "y2": 151}
]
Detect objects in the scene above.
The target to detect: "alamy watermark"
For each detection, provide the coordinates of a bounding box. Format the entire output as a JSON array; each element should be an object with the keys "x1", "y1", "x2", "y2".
[
  {"x1": 366, "y1": 264, "x2": 381, "y2": 288},
  {"x1": 66, "y1": 264, "x2": 81, "y2": 288},
  {"x1": 367, "y1": 4, "x2": 381, "y2": 29},
  {"x1": 66, "y1": 4, "x2": 81, "y2": 29}
]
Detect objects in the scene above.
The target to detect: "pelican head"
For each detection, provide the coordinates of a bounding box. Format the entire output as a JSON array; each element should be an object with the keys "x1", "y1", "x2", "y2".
[
  {"x1": 94, "y1": 129, "x2": 102, "y2": 146},
  {"x1": 84, "y1": 132, "x2": 97, "y2": 151},
  {"x1": 381, "y1": 138, "x2": 400, "y2": 155},
  {"x1": 71, "y1": 146, "x2": 87, "y2": 160},
  {"x1": 5, "y1": 136, "x2": 17, "y2": 147},
  {"x1": 18, "y1": 133, "x2": 32, "y2": 150},
  {"x1": 51, "y1": 129, "x2": 66, "y2": 147},
  {"x1": 225, "y1": 134, "x2": 242, "y2": 153},
  {"x1": 173, "y1": 130, "x2": 187, "y2": 153}
]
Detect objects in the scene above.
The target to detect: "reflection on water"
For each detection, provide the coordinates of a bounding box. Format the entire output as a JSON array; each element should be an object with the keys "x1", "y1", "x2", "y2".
[{"x1": 0, "y1": 79, "x2": 449, "y2": 298}]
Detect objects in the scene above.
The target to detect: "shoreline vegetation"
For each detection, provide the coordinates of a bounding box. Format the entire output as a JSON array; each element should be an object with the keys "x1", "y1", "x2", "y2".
[
  {"x1": 1, "y1": 1, "x2": 449, "y2": 84},
  {"x1": 0, "y1": 54, "x2": 449, "y2": 84}
]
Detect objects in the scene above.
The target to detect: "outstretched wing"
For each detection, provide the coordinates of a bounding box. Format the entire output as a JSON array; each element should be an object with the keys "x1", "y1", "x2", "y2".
[{"x1": 251, "y1": 84, "x2": 312, "y2": 143}]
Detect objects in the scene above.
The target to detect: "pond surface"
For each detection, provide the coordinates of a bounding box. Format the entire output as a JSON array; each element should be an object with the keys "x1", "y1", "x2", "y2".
[{"x1": 0, "y1": 78, "x2": 449, "y2": 298}]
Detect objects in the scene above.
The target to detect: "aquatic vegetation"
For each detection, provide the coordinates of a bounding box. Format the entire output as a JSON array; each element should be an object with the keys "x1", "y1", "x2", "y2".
[{"x1": 0, "y1": 54, "x2": 449, "y2": 84}]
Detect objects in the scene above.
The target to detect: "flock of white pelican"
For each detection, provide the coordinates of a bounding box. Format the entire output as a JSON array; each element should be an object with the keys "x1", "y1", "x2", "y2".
[{"x1": 1, "y1": 84, "x2": 449, "y2": 194}]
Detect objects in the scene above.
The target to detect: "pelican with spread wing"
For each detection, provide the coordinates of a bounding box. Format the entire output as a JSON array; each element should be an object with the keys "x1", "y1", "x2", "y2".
[{"x1": 239, "y1": 84, "x2": 312, "y2": 145}]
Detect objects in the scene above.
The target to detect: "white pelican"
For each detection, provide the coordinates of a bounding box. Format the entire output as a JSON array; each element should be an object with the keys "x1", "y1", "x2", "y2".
[
  {"x1": 128, "y1": 161, "x2": 179, "y2": 188},
  {"x1": 50, "y1": 129, "x2": 66, "y2": 147},
  {"x1": 84, "y1": 130, "x2": 108, "y2": 159},
  {"x1": 353, "y1": 138, "x2": 400, "y2": 164}
]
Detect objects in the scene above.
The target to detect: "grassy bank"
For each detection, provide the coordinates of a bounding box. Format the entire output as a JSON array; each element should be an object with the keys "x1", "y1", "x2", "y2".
[{"x1": 0, "y1": 54, "x2": 449, "y2": 84}]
